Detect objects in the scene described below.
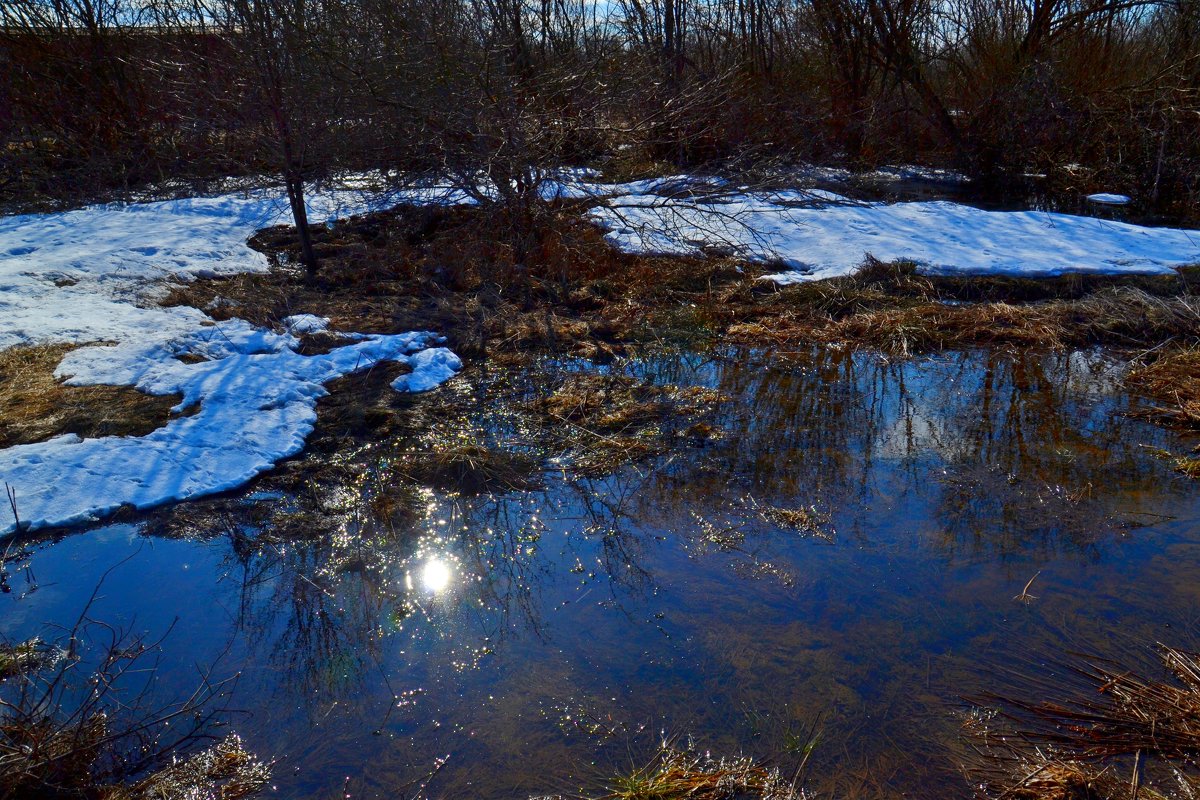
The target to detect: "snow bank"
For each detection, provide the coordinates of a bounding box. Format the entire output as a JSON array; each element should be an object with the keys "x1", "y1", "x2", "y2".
[
  {"x1": 0, "y1": 185, "x2": 461, "y2": 535},
  {"x1": 589, "y1": 188, "x2": 1200, "y2": 282}
]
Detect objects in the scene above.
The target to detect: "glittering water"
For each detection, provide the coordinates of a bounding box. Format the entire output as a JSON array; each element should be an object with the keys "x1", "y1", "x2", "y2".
[{"x1": 3, "y1": 345, "x2": 1198, "y2": 799}]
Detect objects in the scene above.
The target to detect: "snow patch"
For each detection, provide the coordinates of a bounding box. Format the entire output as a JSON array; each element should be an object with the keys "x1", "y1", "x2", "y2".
[
  {"x1": 2, "y1": 328, "x2": 457, "y2": 534},
  {"x1": 1087, "y1": 193, "x2": 1132, "y2": 206},
  {"x1": 589, "y1": 187, "x2": 1200, "y2": 282},
  {"x1": 391, "y1": 347, "x2": 464, "y2": 393},
  {"x1": 282, "y1": 314, "x2": 330, "y2": 334},
  {"x1": 0, "y1": 185, "x2": 462, "y2": 535}
]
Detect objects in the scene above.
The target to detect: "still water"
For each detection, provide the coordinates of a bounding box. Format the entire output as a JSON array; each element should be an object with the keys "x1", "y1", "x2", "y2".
[{"x1": 3, "y1": 345, "x2": 1198, "y2": 798}]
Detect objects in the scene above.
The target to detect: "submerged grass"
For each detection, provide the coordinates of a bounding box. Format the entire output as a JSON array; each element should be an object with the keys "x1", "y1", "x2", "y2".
[
  {"x1": 397, "y1": 443, "x2": 540, "y2": 494},
  {"x1": 0, "y1": 344, "x2": 182, "y2": 448},
  {"x1": 966, "y1": 646, "x2": 1200, "y2": 799},
  {"x1": 0, "y1": 638, "x2": 60, "y2": 680},
  {"x1": 528, "y1": 373, "x2": 726, "y2": 475}
]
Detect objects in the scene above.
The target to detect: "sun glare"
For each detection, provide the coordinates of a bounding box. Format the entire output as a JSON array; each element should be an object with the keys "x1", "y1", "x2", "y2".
[{"x1": 421, "y1": 558, "x2": 453, "y2": 593}]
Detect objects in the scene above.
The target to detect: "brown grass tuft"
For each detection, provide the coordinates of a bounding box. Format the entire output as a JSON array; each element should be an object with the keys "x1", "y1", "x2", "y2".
[
  {"x1": 397, "y1": 443, "x2": 540, "y2": 494},
  {"x1": 965, "y1": 646, "x2": 1200, "y2": 799},
  {"x1": 117, "y1": 734, "x2": 271, "y2": 800},
  {"x1": 730, "y1": 286, "x2": 1200, "y2": 356},
  {"x1": 757, "y1": 504, "x2": 835, "y2": 542},
  {"x1": 1127, "y1": 348, "x2": 1200, "y2": 429},
  {"x1": 604, "y1": 744, "x2": 804, "y2": 800},
  {"x1": 0, "y1": 343, "x2": 182, "y2": 448}
]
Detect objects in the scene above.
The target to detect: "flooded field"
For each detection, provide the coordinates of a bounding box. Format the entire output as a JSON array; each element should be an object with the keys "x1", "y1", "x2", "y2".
[{"x1": 3, "y1": 343, "x2": 1199, "y2": 798}]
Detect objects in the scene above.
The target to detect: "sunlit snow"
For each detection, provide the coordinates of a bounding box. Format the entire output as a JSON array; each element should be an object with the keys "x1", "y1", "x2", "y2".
[
  {"x1": 0, "y1": 187, "x2": 461, "y2": 534},
  {"x1": 589, "y1": 187, "x2": 1200, "y2": 282},
  {"x1": 3, "y1": 174, "x2": 1199, "y2": 532}
]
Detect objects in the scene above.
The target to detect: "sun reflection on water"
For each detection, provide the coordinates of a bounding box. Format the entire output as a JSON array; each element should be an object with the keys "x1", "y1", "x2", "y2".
[{"x1": 419, "y1": 557, "x2": 454, "y2": 593}]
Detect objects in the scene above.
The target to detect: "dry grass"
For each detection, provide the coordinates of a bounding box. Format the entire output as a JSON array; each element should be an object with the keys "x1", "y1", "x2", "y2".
[
  {"x1": 826, "y1": 302, "x2": 1066, "y2": 354},
  {"x1": 113, "y1": 734, "x2": 271, "y2": 800},
  {"x1": 731, "y1": 286, "x2": 1200, "y2": 356},
  {"x1": 1174, "y1": 456, "x2": 1200, "y2": 479},
  {"x1": 968, "y1": 752, "x2": 1180, "y2": 800},
  {"x1": 1127, "y1": 348, "x2": 1200, "y2": 429},
  {"x1": 1, "y1": 711, "x2": 111, "y2": 800},
  {"x1": 0, "y1": 343, "x2": 181, "y2": 449},
  {"x1": 397, "y1": 443, "x2": 540, "y2": 494},
  {"x1": 966, "y1": 646, "x2": 1200, "y2": 799},
  {"x1": 1, "y1": 721, "x2": 269, "y2": 800},
  {"x1": 2, "y1": 609, "x2": 270, "y2": 800},
  {"x1": 1002, "y1": 646, "x2": 1200, "y2": 761},
  {"x1": 166, "y1": 202, "x2": 1200, "y2": 368},
  {"x1": 528, "y1": 373, "x2": 725, "y2": 474},
  {"x1": 604, "y1": 744, "x2": 805, "y2": 800}
]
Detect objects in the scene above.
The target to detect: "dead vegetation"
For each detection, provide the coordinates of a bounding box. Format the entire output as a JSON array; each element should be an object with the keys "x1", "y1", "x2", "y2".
[
  {"x1": 1128, "y1": 349, "x2": 1200, "y2": 429},
  {"x1": 602, "y1": 743, "x2": 806, "y2": 800},
  {"x1": 396, "y1": 443, "x2": 540, "y2": 493},
  {"x1": 1, "y1": 611, "x2": 270, "y2": 800},
  {"x1": 728, "y1": 262, "x2": 1200, "y2": 356},
  {"x1": 756, "y1": 504, "x2": 835, "y2": 542},
  {"x1": 527, "y1": 373, "x2": 726, "y2": 475},
  {"x1": 113, "y1": 734, "x2": 271, "y2": 800},
  {"x1": 164, "y1": 204, "x2": 1200, "y2": 366},
  {"x1": 156, "y1": 204, "x2": 1200, "y2": 489},
  {"x1": 0, "y1": 344, "x2": 182, "y2": 449},
  {"x1": 964, "y1": 646, "x2": 1200, "y2": 800},
  {"x1": 531, "y1": 374, "x2": 723, "y2": 434}
]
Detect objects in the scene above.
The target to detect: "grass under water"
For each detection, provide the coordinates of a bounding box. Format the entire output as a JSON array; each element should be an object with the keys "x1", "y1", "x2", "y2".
[{"x1": 2, "y1": 343, "x2": 1199, "y2": 799}]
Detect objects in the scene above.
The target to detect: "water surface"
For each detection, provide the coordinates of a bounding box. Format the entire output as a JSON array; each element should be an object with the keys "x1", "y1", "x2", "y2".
[{"x1": 3, "y1": 345, "x2": 1198, "y2": 798}]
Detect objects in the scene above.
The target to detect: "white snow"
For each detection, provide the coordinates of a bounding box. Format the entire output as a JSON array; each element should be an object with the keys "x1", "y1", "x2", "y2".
[
  {"x1": 3, "y1": 172, "x2": 1199, "y2": 532},
  {"x1": 1087, "y1": 193, "x2": 1132, "y2": 206},
  {"x1": 0, "y1": 186, "x2": 462, "y2": 535},
  {"x1": 282, "y1": 313, "x2": 330, "y2": 334},
  {"x1": 589, "y1": 187, "x2": 1200, "y2": 282},
  {"x1": 390, "y1": 347, "x2": 464, "y2": 393},
  {"x1": 2, "y1": 329, "x2": 459, "y2": 533}
]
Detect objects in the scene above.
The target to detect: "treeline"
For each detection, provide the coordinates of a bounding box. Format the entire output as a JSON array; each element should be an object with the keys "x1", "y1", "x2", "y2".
[{"x1": 2, "y1": 0, "x2": 1198, "y2": 216}]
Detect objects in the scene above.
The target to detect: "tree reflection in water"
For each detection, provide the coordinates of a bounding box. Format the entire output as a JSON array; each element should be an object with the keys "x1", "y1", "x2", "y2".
[{"x1": 3, "y1": 344, "x2": 1197, "y2": 799}]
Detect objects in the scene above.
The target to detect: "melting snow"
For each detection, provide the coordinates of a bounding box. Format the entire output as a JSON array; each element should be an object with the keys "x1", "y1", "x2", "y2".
[
  {"x1": 3, "y1": 174, "x2": 1200, "y2": 532},
  {"x1": 589, "y1": 187, "x2": 1200, "y2": 283},
  {"x1": 0, "y1": 187, "x2": 461, "y2": 535},
  {"x1": 282, "y1": 313, "x2": 332, "y2": 334}
]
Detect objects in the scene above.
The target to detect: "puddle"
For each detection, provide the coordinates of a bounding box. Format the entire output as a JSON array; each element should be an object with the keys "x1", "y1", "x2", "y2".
[{"x1": 2, "y1": 344, "x2": 1198, "y2": 798}]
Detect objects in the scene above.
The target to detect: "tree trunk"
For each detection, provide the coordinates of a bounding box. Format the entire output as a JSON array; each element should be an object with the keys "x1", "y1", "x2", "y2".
[{"x1": 285, "y1": 173, "x2": 319, "y2": 280}]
